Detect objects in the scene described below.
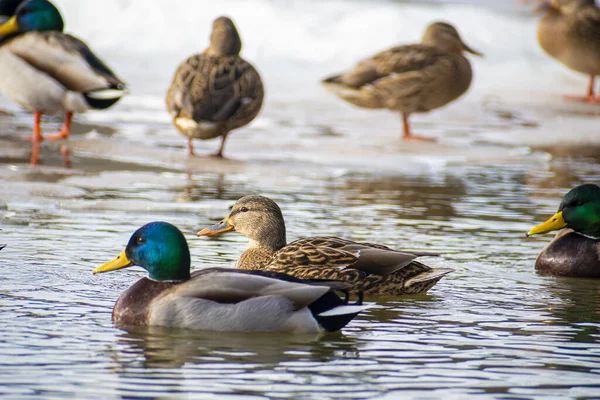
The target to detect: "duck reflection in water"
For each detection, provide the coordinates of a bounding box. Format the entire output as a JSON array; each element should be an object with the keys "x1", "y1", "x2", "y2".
[{"x1": 109, "y1": 326, "x2": 360, "y2": 369}]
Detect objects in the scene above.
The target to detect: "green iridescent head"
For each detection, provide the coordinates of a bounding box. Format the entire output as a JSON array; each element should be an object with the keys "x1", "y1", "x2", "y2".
[
  {"x1": 528, "y1": 184, "x2": 600, "y2": 239},
  {"x1": 94, "y1": 222, "x2": 192, "y2": 282},
  {"x1": 0, "y1": 0, "x2": 64, "y2": 35}
]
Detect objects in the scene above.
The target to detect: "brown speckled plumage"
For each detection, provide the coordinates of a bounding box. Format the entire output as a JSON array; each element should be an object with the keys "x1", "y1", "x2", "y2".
[
  {"x1": 166, "y1": 16, "x2": 264, "y2": 157},
  {"x1": 199, "y1": 195, "x2": 453, "y2": 298},
  {"x1": 537, "y1": 0, "x2": 600, "y2": 100},
  {"x1": 321, "y1": 22, "x2": 481, "y2": 141}
]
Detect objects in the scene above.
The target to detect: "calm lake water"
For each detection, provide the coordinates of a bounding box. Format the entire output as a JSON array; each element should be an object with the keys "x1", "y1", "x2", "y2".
[{"x1": 2, "y1": 0, "x2": 600, "y2": 399}]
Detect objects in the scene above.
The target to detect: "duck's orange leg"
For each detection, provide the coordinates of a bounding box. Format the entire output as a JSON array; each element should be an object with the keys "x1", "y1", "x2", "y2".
[
  {"x1": 44, "y1": 111, "x2": 73, "y2": 140},
  {"x1": 564, "y1": 75, "x2": 600, "y2": 103},
  {"x1": 401, "y1": 112, "x2": 435, "y2": 142},
  {"x1": 30, "y1": 111, "x2": 43, "y2": 165},
  {"x1": 60, "y1": 145, "x2": 71, "y2": 169},
  {"x1": 187, "y1": 137, "x2": 195, "y2": 156},
  {"x1": 212, "y1": 132, "x2": 228, "y2": 158}
]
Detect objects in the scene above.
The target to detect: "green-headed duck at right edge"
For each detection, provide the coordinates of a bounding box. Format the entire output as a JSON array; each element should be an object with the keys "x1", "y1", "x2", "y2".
[{"x1": 528, "y1": 184, "x2": 600, "y2": 277}]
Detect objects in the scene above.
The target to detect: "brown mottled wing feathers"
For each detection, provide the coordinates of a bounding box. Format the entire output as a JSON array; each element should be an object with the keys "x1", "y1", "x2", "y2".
[
  {"x1": 166, "y1": 54, "x2": 263, "y2": 128},
  {"x1": 336, "y1": 45, "x2": 443, "y2": 88}
]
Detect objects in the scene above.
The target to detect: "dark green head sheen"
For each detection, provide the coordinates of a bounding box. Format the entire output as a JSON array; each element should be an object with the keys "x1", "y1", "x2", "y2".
[
  {"x1": 15, "y1": 0, "x2": 64, "y2": 32},
  {"x1": 125, "y1": 222, "x2": 191, "y2": 282},
  {"x1": 559, "y1": 184, "x2": 600, "y2": 238}
]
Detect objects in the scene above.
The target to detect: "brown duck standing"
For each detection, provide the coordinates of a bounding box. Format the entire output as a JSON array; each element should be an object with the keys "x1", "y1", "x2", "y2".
[
  {"x1": 166, "y1": 16, "x2": 264, "y2": 157},
  {"x1": 322, "y1": 22, "x2": 482, "y2": 141},
  {"x1": 537, "y1": 0, "x2": 600, "y2": 103},
  {"x1": 198, "y1": 195, "x2": 453, "y2": 298}
]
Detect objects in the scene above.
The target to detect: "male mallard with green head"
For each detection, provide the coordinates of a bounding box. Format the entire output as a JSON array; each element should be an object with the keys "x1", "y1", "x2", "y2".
[
  {"x1": 322, "y1": 21, "x2": 482, "y2": 142},
  {"x1": 528, "y1": 184, "x2": 600, "y2": 277},
  {"x1": 94, "y1": 221, "x2": 367, "y2": 333},
  {"x1": 166, "y1": 16, "x2": 264, "y2": 158},
  {"x1": 537, "y1": 0, "x2": 600, "y2": 102},
  {"x1": 198, "y1": 195, "x2": 453, "y2": 297},
  {"x1": 0, "y1": 0, "x2": 127, "y2": 166}
]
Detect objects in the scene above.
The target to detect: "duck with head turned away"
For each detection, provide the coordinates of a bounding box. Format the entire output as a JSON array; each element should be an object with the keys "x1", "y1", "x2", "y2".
[
  {"x1": 528, "y1": 184, "x2": 600, "y2": 277},
  {"x1": 166, "y1": 16, "x2": 264, "y2": 158},
  {"x1": 322, "y1": 21, "x2": 482, "y2": 142},
  {"x1": 0, "y1": 0, "x2": 127, "y2": 166},
  {"x1": 537, "y1": 0, "x2": 600, "y2": 103},
  {"x1": 94, "y1": 221, "x2": 367, "y2": 333},
  {"x1": 198, "y1": 195, "x2": 453, "y2": 298}
]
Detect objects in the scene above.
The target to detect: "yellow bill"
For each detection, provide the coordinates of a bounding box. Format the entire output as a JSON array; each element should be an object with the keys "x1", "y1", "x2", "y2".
[
  {"x1": 527, "y1": 211, "x2": 567, "y2": 236},
  {"x1": 0, "y1": 16, "x2": 19, "y2": 35},
  {"x1": 197, "y1": 219, "x2": 235, "y2": 236},
  {"x1": 93, "y1": 250, "x2": 134, "y2": 274}
]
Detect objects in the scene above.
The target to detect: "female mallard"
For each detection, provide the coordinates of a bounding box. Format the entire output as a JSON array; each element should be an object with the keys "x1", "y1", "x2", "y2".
[
  {"x1": 537, "y1": 0, "x2": 600, "y2": 103},
  {"x1": 527, "y1": 183, "x2": 600, "y2": 277},
  {"x1": 0, "y1": 0, "x2": 126, "y2": 166},
  {"x1": 321, "y1": 22, "x2": 482, "y2": 142},
  {"x1": 166, "y1": 16, "x2": 264, "y2": 158},
  {"x1": 93, "y1": 221, "x2": 366, "y2": 333},
  {"x1": 198, "y1": 195, "x2": 453, "y2": 297}
]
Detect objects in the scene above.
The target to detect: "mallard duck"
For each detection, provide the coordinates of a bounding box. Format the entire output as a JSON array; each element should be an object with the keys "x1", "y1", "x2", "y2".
[
  {"x1": 198, "y1": 195, "x2": 453, "y2": 297},
  {"x1": 0, "y1": 0, "x2": 127, "y2": 166},
  {"x1": 527, "y1": 183, "x2": 600, "y2": 277},
  {"x1": 93, "y1": 221, "x2": 367, "y2": 333},
  {"x1": 321, "y1": 21, "x2": 482, "y2": 142},
  {"x1": 537, "y1": 0, "x2": 600, "y2": 103},
  {"x1": 166, "y1": 16, "x2": 264, "y2": 158}
]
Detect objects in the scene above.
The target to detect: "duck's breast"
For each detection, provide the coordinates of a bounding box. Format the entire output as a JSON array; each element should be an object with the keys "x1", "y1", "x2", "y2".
[
  {"x1": 112, "y1": 278, "x2": 177, "y2": 326},
  {"x1": 536, "y1": 231, "x2": 600, "y2": 278}
]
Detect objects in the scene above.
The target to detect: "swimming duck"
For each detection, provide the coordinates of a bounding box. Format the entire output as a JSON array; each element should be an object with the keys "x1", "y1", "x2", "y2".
[
  {"x1": 527, "y1": 183, "x2": 600, "y2": 277},
  {"x1": 166, "y1": 16, "x2": 264, "y2": 158},
  {"x1": 537, "y1": 0, "x2": 600, "y2": 103},
  {"x1": 93, "y1": 221, "x2": 366, "y2": 333},
  {"x1": 198, "y1": 195, "x2": 453, "y2": 297},
  {"x1": 321, "y1": 22, "x2": 482, "y2": 141},
  {"x1": 0, "y1": 0, "x2": 127, "y2": 166}
]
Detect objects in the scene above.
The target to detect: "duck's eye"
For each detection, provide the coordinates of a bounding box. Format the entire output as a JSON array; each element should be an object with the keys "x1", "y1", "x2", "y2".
[
  {"x1": 240, "y1": 207, "x2": 248, "y2": 213},
  {"x1": 136, "y1": 237, "x2": 146, "y2": 245},
  {"x1": 576, "y1": 201, "x2": 585, "y2": 207}
]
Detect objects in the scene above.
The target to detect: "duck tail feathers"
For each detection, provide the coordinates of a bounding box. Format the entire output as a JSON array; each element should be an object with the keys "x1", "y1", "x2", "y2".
[
  {"x1": 309, "y1": 290, "x2": 370, "y2": 332},
  {"x1": 403, "y1": 268, "x2": 453, "y2": 294},
  {"x1": 84, "y1": 84, "x2": 128, "y2": 110},
  {"x1": 315, "y1": 304, "x2": 370, "y2": 332},
  {"x1": 321, "y1": 73, "x2": 343, "y2": 84}
]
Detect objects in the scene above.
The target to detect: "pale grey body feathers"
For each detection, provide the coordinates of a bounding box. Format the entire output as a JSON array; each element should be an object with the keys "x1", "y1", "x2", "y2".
[
  {"x1": 0, "y1": 31, "x2": 125, "y2": 114},
  {"x1": 146, "y1": 270, "x2": 332, "y2": 333}
]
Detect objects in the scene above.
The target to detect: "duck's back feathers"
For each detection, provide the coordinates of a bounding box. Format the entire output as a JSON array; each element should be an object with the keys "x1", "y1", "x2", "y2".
[
  {"x1": 322, "y1": 44, "x2": 470, "y2": 112},
  {"x1": 259, "y1": 236, "x2": 452, "y2": 296},
  {"x1": 536, "y1": 229, "x2": 600, "y2": 277},
  {"x1": 8, "y1": 32, "x2": 123, "y2": 89},
  {"x1": 538, "y1": 2, "x2": 600, "y2": 75},
  {"x1": 0, "y1": 31, "x2": 126, "y2": 112},
  {"x1": 174, "y1": 268, "x2": 330, "y2": 309},
  {"x1": 166, "y1": 53, "x2": 264, "y2": 139}
]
